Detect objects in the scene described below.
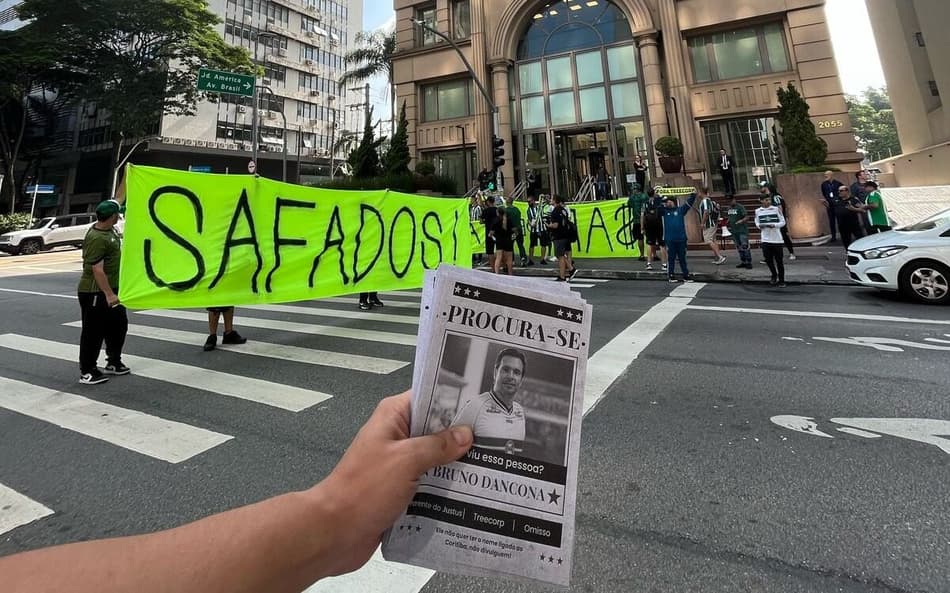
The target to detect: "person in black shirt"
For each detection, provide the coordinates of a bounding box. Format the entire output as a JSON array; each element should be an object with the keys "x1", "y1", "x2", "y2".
[
  {"x1": 546, "y1": 195, "x2": 576, "y2": 282},
  {"x1": 491, "y1": 206, "x2": 516, "y2": 275},
  {"x1": 480, "y1": 196, "x2": 498, "y2": 268},
  {"x1": 831, "y1": 185, "x2": 867, "y2": 249}
]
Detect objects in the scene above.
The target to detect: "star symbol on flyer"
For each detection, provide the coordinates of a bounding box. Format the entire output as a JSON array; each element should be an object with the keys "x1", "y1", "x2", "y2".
[
  {"x1": 415, "y1": 525, "x2": 422, "y2": 532},
  {"x1": 547, "y1": 489, "x2": 561, "y2": 504},
  {"x1": 556, "y1": 309, "x2": 564, "y2": 317},
  {"x1": 464, "y1": 287, "x2": 471, "y2": 296},
  {"x1": 566, "y1": 311, "x2": 574, "y2": 320},
  {"x1": 472, "y1": 289, "x2": 480, "y2": 298},
  {"x1": 454, "y1": 285, "x2": 461, "y2": 294},
  {"x1": 575, "y1": 312, "x2": 583, "y2": 322},
  {"x1": 558, "y1": 558, "x2": 563, "y2": 565}
]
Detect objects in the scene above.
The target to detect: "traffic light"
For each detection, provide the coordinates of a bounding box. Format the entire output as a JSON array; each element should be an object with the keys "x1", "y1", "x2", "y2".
[
  {"x1": 478, "y1": 169, "x2": 490, "y2": 191},
  {"x1": 487, "y1": 169, "x2": 497, "y2": 191},
  {"x1": 491, "y1": 135, "x2": 506, "y2": 170}
]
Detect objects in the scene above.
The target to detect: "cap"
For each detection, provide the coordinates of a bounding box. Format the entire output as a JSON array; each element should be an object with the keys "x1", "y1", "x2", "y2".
[
  {"x1": 759, "y1": 180, "x2": 770, "y2": 188},
  {"x1": 95, "y1": 199, "x2": 126, "y2": 217}
]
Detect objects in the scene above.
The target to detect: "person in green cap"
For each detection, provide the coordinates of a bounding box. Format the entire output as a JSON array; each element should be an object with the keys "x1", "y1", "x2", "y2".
[
  {"x1": 863, "y1": 180, "x2": 891, "y2": 233},
  {"x1": 77, "y1": 199, "x2": 129, "y2": 385}
]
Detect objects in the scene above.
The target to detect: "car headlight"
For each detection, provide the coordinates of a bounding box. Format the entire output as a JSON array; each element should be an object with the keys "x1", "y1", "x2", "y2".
[{"x1": 862, "y1": 246, "x2": 906, "y2": 259}]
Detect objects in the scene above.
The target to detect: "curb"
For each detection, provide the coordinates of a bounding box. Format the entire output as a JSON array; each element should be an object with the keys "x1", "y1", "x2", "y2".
[{"x1": 510, "y1": 267, "x2": 855, "y2": 286}]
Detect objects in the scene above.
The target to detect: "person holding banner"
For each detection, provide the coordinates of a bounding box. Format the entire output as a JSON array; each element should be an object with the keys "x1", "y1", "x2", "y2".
[
  {"x1": 358, "y1": 292, "x2": 385, "y2": 311},
  {"x1": 627, "y1": 184, "x2": 648, "y2": 262},
  {"x1": 469, "y1": 195, "x2": 484, "y2": 266},
  {"x1": 480, "y1": 196, "x2": 498, "y2": 268},
  {"x1": 526, "y1": 194, "x2": 550, "y2": 266},
  {"x1": 641, "y1": 188, "x2": 667, "y2": 272},
  {"x1": 547, "y1": 195, "x2": 577, "y2": 282},
  {"x1": 204, "y1": 307, "x2": 247, "y2": 351},
  {"x1": 504, "y1": 195, "x2": 528, "y2": 266},
  {"x1": 661, "y1": 192, "x2": 697, "y2": 283}
]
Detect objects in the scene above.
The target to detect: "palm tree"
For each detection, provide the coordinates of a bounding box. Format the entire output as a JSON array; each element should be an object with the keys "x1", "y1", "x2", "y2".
[{"x1": 339, "y1": 30, "x2": 396, "y2": 131}]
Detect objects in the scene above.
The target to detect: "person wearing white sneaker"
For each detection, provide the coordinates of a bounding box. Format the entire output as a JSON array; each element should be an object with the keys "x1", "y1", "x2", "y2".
[{"x1": 698, "y1": 188, "x2": 726, "y2": 264}]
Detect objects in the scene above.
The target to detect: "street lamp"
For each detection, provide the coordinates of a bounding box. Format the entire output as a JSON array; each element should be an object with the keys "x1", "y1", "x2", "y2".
[
  {"x1": 410, "y1": 18, "x2": 501, "y2": 192},
  {"x1": 111, "y1": 135, "x2": 160, "y2": 199},
  {"x1": 252, "y1": 31, "x2": 280, "y2": 167},
  {"x1": 456, "y1": 124, "x2": 469, "y2": 191},
  {"x1": 327, "y1": 95, "x2": 338, "y2": 180}
]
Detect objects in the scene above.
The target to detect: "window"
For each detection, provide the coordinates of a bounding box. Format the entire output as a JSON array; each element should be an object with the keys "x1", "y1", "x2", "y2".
[
  {"x1": 265, "y1": 3, "x2": 289, "y2": 26},
  {"x1": 701, "y1": 116, "x2": 779, "y2": 192},
  {"x1": 517, "y1": 0, "x2": 632, "y2": 60},
  {"x1": 416, "y1": 5, "x2": 437, "y2": 47},
  {"x1": 224, "y1": 19, "x2": 288, "y2": 50},
  {"x1": 452, "y1": 0, "x2": 470, "y2": 39},
  {"x1": 422, "y1": 79, "x2": 475, "y2": 121},
  {"x1": 688, "y1": 22, "x2": 790, "y2": 83},
  {"x1": 262, "y1": 64, "x2": 287, "y2": 86}
]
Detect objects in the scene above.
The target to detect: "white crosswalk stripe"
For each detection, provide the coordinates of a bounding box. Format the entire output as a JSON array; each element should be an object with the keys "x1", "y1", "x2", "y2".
[
  {"x1": 62, "y1": 323, "x2": 409, "y2": 375},
  {"x1": 245, "y1": 303, "x2": 419, "y2": 325},
  {"x1": 136, "y1": 310, "x2": 418, "y2": 346},
  {"x1": 0, "y1": 377, "x2": 233, "y2": 462},
  {"x1": 317, "y1": 297, "x2": 419, "y2": 310},
  {"x1": 0, "y1": 483, "x2": 54, "y2": 536},
  {"x1": 0, "y1": 334, "x2": 333, "y2": 412}
]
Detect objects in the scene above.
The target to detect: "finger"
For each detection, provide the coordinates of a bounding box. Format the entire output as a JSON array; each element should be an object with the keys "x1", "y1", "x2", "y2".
[{"x1": 399, "y1": 426, "x2": 473, "y2": 477}]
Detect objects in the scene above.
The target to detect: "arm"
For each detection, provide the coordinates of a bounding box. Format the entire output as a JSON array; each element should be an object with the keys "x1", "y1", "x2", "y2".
[
  {"x1": 91, "y1": 261, "x2": 119, "y2": 306},
  {"x1": 0, "y1": 392, "x2": 473, "y2": 593},
  {"x1": 774, "y1": 209, "x2": 787, "y2": 229}
]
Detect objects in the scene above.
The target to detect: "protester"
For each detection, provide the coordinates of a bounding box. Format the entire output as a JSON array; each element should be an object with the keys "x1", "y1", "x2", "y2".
[
  {"x1": 627, "y1": 183, "x2": 648, "y2": 262},
  {"x1": 755, "y1": 193, "x2": 788, "y2": 287},
  {"x1": 358, "y1": 292, "x2": 385, "y2": 311},
  {"x1": 641, "y1": 188, "x2": 667, "y2": 272},
  {"x1": 526, "y1": 194, "x2": 550, "y2": 266},
  {"x1": 595, "y1": 164, "x2": 609, "y2": 200},
  {"x1": 480, "y1": 195, "x2": 498, "y2": 268},
  {"x1": 491, "y1": 205, "x2": 516, "y2": 276},
  {"x1": 725, "y1": 194, "x2": 752, "y2": 269},
  {"x1": 760, "y1": 181, "x2": 796, "y2": 260},
  {"x1": 77, "y1": 199, "x2": 129, "y2": 385},
  {"x1": 864, "y1": 181, "x2": 891, "y2": 233},
  {"x1": 718, "y1": 149, "x2": 736, "y2": 195},
  {"x1": 204, "y1": 307, "x2": 248, "y2": 351},
  {"x1": 469, "y1": 195, "x2": 484, "y2": 266},
  {"x1": 819, "y1": 171, "x2": 843, "y2": 242},
  {"x1": 661, "y1": 191, "x2": 697, "y2": 283},
  {"x1": 698, "y1": 188, "x2": 726, "y2": 264},
  {"x1": 831, "y1": 185, "x2": 866, "y2": 249},
  {"x1": 547, "y1": 195, "x2": 576, "y2": 282},
  {"x1": 0, "y1": 391, "x2": 475, "y2": 593},
  {"x1": 850, "y1": 171, "x2": 871, "y2": 234},
  {"x1": 633, "y1": 154, "x2": 647, "y2": 192},
  {"x1": 504, "y1": 195, "x2": 528, "y2": 266}
]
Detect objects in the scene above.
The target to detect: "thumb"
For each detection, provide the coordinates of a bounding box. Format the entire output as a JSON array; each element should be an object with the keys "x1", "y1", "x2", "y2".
[{"x1": 400, "y1": 425, "x2": 473, "y2": 476}]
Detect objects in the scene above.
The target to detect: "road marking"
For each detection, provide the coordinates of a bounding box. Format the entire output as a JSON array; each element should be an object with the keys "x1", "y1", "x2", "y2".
[
  {"x1": 687, "y1": 305, "x2": 950, "y2": 326},
  {"x1": 0, "y1": 377, "x2": 233, "y2": 462},
  {"x1": 137, "y1": 310, "x2": 418, "y2": 346},
  {"x1": 244, "y1": 303, "x2": 419, "y2": 325},
  {"x1": 0, "y1": 287, "x2": 73, "y2": 299},
  {"x1": 379, "y1": 291, "x2": 422, "y2": 300},
  {"x1": 319, "y1": 297, "x2": 419, "y2": 310},
  {"x1": 812, "y1": 336, "x2": 950, "y2": 352},
  {"x1": 837, "y1": 427, "x2": 881, "y2": 438},
  {"x1": 770, "y1": 415, "x2": 834, "y2": 438},
  {"x1": 63, "y1": 323, "x2": 408, "y2": 375},
  {"x1": 670, "y1": 282, "x2": 706, "y2": 298},
  {"x1": 0, "y1": 334, "x2": 332, "y2": 412},
  {"x1": 0, "y1": 483, "x2": 54, "y2": 536},
  {"x1": 772, "y1": 415, "x2": 950, "y2": 455},
  {"x1": 304, "y1": 548, "x2": 434, "y2": 593}
]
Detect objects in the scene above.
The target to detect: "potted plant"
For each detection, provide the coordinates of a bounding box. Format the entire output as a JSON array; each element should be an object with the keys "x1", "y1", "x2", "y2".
[{"x1": 654, "y1": 136, "x2": 684, "y2": 174}]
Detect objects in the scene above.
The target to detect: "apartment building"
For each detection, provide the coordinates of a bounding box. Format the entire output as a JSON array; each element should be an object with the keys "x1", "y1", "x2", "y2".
[
  {"x1": 391, "y1": 0, "x2": 860, "y2": 198},
  {"x1": 866, "y1": 0, "x2": 950, "y2": 186}
]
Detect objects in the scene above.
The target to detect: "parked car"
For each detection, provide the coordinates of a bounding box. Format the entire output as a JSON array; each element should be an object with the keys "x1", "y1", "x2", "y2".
[
  {"x1": 0, "y1": 213, "x2": 97, "y2": 255},
  {"x1": 846, "y1": 207, "x2": 950, "y2": 304}
]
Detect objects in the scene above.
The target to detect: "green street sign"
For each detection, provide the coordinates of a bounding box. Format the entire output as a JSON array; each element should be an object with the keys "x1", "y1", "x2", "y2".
[{"x1": 197, "y1": 68, "x2": 255, "y2": 97}]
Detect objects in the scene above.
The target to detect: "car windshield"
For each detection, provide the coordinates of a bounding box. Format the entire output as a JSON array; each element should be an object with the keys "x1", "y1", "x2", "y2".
[
  {"x1": 896, "y1": 208, "x2": 950, "y2": 232},
  {"x1": 30, "y1": 217, "x2": 54, "y2": 230}
]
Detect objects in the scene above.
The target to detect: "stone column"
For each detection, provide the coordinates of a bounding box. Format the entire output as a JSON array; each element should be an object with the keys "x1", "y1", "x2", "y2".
[
  {"x1": 490, "y1": 60, "x2": 514, "y2": 188},
  {"x1": 656, "y1": 0, "x2": 702, "y2": 173},
  {"x1": 470, "y1": 0, "x2": 493, "y2": 172},
  {"x1": 636, "y1": 33, "x2": 669, "y2": 152}
]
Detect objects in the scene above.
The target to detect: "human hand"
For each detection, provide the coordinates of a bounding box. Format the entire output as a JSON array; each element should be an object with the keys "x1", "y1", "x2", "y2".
[
  {"x1": 107, "y1": 294, "x2": 121, "y2": 308},
  {"x1": 311, "y1": 392, "x2": 473, "y2": 577}
]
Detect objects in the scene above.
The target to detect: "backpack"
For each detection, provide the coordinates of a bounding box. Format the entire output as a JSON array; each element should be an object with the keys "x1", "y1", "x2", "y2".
[{"x1": 564, "y1": 216, "x2": 579, "y2": 243}]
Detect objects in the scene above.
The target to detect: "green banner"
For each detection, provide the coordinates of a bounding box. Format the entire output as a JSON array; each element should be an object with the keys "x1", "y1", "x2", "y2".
[
  {"x1": 119, "y1": 166, "x2": 471, "y2": 309},
  {"x1": 470, "y1": 199, "x2": 649, "y2": 258}
]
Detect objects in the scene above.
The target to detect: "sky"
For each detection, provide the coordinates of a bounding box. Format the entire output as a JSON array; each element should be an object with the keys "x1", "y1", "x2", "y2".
[{"x1": 359, "y1": 0, "x2": 887, "y2": 126}]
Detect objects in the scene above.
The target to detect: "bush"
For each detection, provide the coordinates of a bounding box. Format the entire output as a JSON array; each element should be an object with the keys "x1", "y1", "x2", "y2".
[
  {"x1": 789, "y1": 165, "x2": 840, "y2": 174},
  {"x1": 414, "y1": 160, "x2": 436, "y2": 176},
  {"x1": 654, "y1": 136, "x2": 684, "y2": 158},
  {"x1": 312, "y1": 173, "x2": 460, "y2": 196},
  {"x1": 0, "y1": 213, "x2": 34, "y2": 234}
]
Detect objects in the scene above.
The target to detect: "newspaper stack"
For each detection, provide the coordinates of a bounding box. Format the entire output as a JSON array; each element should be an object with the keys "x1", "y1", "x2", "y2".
[{"x1": 382, "y1": 265, "x2": 592, "y2": 587}]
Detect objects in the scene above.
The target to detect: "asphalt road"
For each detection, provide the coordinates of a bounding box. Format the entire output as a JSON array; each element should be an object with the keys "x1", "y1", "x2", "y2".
[{"x1": 1, "y1": 251, "x2": 948, "y2": 593}]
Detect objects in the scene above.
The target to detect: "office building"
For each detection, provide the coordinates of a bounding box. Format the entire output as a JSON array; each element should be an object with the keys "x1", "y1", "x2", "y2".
[
  {"x1": 391, "y1": 0, "x2": 860, "y2": 198},
  {"x1": 866, "y1": 0, "x2": 950, "y2": 186},
  {"x1": 0, "y1": 0, "x2": 25, "y2": 31}
]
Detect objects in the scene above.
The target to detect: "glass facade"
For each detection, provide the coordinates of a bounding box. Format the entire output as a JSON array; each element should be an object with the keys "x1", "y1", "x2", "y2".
[
  {"x1": 422, "y1": 80, "x2": 476, "y2": 121},
  {"x1": 687, "y1": 23, "x2": 790, "y2": 83},
  {"x1": 701, "y1": 116, "x2": 780, "y2": 193}
]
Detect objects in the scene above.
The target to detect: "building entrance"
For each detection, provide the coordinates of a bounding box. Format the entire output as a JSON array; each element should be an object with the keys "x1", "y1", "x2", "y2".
[{"x1": 553, "y1": 128, "x2": 612, "y2": 200}]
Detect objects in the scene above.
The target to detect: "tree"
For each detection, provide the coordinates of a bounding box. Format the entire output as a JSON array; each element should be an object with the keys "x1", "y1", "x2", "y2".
[
  {"x1": 847, "y1": 87, "x2": 902, "y2": 161},
  {"x1": 348, "y1": 107, "x2": 384, "y2": 179},
  {"x1": 382, "y1": 101, "x2": 410, "y2": 176},
  {"x1": 339, "y1": 30, "x2": 396, "y2": 129},
  {"x1": 18, "y1": 0, "x2": 252, "y2": 186},
  {"x1": 776, "y1": 83, "x2": 828, "y2": 168}
]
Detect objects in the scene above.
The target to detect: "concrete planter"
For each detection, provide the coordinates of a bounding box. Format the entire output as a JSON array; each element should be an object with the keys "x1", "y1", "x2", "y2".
[{"x1": 775, "y1": 172, "x2": 832, "y2": 239}]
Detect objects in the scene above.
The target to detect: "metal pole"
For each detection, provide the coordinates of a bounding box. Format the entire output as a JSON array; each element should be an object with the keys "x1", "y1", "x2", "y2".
[
  {"x1": 457, "y1": 124, "x2": 468, "y2": 191},
  {"x1": 329, "y1": 96, "x2": 337, "y2": 180},
  {"x1": 251, "y1": 34, "x2": 261, "y2": 168},
  {"x1": 110, "y1": 136, "x2": 158, "y2": 199},
  {"x1": 296, "y1": 128, "x2": 302, "y2": 184},
  {"x1": 257, "y1": 85, "x2": 287, "y2": 182},
  {"x1": 29, "y1": 180, "x2": 39, "y2": 222}
]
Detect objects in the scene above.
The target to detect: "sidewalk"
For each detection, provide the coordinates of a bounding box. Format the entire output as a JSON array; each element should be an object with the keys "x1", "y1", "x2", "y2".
[{"x1": 512, "y1": 245, "x2": 852, "y2": 285}]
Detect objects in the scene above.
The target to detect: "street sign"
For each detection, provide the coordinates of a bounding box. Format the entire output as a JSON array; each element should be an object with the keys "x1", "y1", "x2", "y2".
[
  {"x1": 189, "y1": 165, "x2": 212, "y2": 173},
  {"x1": 197, "y1": 68, "x2": 255, "y2": 98},
  {"x1": 26, "y1": 185, "x2": 55, "y2": 194},
  {"x1": 247, "y1": 160, "x2": 257, "y2": 174}
]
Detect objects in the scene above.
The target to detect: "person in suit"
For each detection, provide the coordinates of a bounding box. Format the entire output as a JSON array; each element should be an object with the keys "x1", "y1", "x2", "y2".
[
  {"x1": 718, "y1": 149, "x2": 736, "y2": 195},
  {"x1": 819, "y1": 171, "x2": 843, "y2": 242}
]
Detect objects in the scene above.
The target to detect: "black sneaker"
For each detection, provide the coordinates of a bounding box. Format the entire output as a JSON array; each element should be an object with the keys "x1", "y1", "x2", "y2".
[
  {"x1": 555, "y1": 277, "x2": 567, "y2": 282},
  {"x1": 568, "y1": 268, "x2": 578, "y2": 280},
  {"x1": 521, "y1": 257, "x2": 528, "y2": 266},
  {"x1": 203, "y1": 334, "x2": 217, "y2": 351},
  {"x1": 103, "y1": 362, "x2": 130, "y2": 375},
  {"x1": 736, "y1": 263, "x2": 746, "y2": 268},
  {"x1": 668, "y1": 277, "x2": 678, "y2": 284},
  {"x1": 778, "y1": 282, "x2": 787, "y2": 288},
  {"x1": 538, "y1": 260, "x2": 547, "y2": 265},
  {"x1": 527, "y1": 260, "x2": 535, "y2": 266},
  {"x1": 222, "y1": 330, "x2": 247, "y2": 345},
  {"x1": 79, "y1": 370, "x2": 109, "y2": 385},
  {"x1": 743, "y1": 263, "x2": 754, "y2": 269},
  {"x1": 769, "y1": 279, "x2": 779, "y2": 286},
  {"x1": 358, "y1": 301, "x2": 371, "y2": 311},
  {"x1": 369, "y1": 296, "x2": 385, "y2": 307},
  {"x1": 638, "y1": 256, "x2": 646, "y2": 262}
]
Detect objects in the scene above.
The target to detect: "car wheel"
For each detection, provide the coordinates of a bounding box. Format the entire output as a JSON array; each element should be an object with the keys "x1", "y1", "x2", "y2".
[
  {"x1": 899, "y1": 259, "x2": 950, "y2": 305},
  {"x1": 19, "y1": 239, "x2": 42, "y2": 255}
]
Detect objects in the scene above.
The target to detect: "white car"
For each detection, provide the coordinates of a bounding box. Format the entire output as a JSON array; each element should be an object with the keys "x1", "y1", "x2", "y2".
[
  {"x1": 846, "y1": 208, "x2": 950, "y2": 305},
  {"x1": 0, "y1": 214, "x2": 98, "y2": 255}
]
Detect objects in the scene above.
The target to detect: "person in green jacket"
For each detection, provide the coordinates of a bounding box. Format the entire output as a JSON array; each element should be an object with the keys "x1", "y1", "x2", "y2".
[
  {"x1": 626, "y1": 184, "x2": 648, "y2": 261},
  {"x1": 864, "y1": 181, "x2": 891, "y2": 233},
  {"x1": 725, "y1": 194, "x2": 753, "y2": 269}
]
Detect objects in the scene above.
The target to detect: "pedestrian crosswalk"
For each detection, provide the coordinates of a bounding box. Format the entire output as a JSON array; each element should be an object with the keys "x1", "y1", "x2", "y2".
[{"x1": 0, "y1": 278, "x2": 616, "y2": 541}]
